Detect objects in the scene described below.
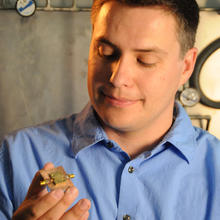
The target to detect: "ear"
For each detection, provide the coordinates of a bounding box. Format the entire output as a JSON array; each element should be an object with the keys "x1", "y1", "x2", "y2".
[{"x1": 179, "y1": 47, "x2": 198, "y2": 87}]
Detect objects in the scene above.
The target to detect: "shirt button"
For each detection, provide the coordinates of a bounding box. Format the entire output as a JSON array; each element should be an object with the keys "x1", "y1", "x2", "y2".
[
  {"x1": 123, "y1": 214, "x2": 131, "y2": 220},
  {"x1": 107, "y1": 142, "x2": 113, "y2": 148},
  {"x1": 128, "y1": 166, "x2": 135, "y2": 173}
]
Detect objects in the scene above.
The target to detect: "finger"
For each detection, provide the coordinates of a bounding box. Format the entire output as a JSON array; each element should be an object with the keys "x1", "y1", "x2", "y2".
[
  {"x1": 79, "y1": 211, "x2": 90, "y2": 220},
  {"x1": 26, "y1": 162, "x2": 55, "y2": 199},
  {"x1": 61, "y1": 198, "x2": 91, "y2": 220},
  {"x1": 43, "y1": 162, "x2": 55, "y2": 170},
  {"x1": 38, "y1": 186, "x2": 79, "y2": 220},
  {"x1": 13, "y1": 188, "x2": 64, "y2": 220},
  {"x1": 31, "y1": 188, "x2": 65, "y2": 219},
  {"x1": 38, "y1": 162, "x2": 55, "y2": 197}
]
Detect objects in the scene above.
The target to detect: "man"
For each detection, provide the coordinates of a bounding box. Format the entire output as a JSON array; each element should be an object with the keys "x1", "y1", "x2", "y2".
[{"x1": 1, "y1": 0, "x2": 220, "y2": 219}]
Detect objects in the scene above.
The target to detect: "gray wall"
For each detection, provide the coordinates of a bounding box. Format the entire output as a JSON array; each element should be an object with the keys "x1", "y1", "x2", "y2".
[{"x1": 0, "y1": 11, "x2": 91, "y2": 140}]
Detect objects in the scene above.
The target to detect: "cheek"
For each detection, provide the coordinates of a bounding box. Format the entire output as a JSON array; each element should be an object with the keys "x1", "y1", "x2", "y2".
[
  {"x1": 137, "y1": 71, "x2": 179, "y2": 100},
  {"x1": 89, "y1": 60, "x2": 111, "y2": 85},
  {"x1": 137, "y1": 73, "x2": 163, "y2": 94}
]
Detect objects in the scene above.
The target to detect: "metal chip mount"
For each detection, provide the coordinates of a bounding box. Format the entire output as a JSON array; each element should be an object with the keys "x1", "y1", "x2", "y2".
[{"x1": 39, "y1": 166, "x2": 74, "y2": 191}]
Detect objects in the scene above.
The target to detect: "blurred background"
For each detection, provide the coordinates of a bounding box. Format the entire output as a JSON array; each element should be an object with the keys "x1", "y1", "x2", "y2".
[{"x1": 0, "y1": 0, "x2": 220, "y2": 141}]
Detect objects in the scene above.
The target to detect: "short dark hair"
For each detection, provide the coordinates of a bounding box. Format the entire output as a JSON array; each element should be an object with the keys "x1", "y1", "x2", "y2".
[{"x1": 91, "y1": 0, "x2": 200, "y2": 56}]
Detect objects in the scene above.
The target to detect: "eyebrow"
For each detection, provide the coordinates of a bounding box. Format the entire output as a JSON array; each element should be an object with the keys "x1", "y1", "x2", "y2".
[
  {"x1": 133, "y1": 48, "x2": 168, "y2": 55},
  {"x1": 96, "y1": 37, "x2": 167, "y2": 55},
  {"x1": 96, "y1": 37, "x2": 117, "y2": 49}
]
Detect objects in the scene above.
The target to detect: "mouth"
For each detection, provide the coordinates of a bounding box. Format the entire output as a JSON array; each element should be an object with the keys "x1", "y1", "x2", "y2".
[{"x1": 102, "y1": 91, "x2": 138, "y2": 107}]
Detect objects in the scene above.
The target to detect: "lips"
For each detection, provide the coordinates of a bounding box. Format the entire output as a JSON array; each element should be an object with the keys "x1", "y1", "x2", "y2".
[{"x1": 102, "y1": 91, "x2": 138, "y2": 107}]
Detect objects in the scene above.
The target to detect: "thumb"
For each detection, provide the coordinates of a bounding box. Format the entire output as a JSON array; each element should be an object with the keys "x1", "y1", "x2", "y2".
[{"x1": 25, "y1": 162, "x2": 55, "y2": 200}]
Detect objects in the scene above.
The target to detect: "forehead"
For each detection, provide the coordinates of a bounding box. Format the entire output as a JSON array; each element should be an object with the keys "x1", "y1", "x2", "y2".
[{"x1": 93, "y1": 2, "x2": 179, "y2": 51}]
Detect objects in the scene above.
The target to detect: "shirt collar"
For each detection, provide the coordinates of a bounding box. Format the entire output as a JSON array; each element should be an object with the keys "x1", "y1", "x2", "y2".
[
  {"x1": 71, "y1": 103, "x2": 108, "y2": 155},
  {"x1": 160, "y1": 102, "x2": 197, "y2": 163},
  {"x1": 71, "y1": 102, "x2": 197, "y2": 162}
]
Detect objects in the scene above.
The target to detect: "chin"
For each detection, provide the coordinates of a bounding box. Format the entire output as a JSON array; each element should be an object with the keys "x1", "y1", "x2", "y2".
[
  {"x1": 93, "y1": 99, "x2": 144, "y2": 131},
  {"x1": 99, "y1": 111, "x2": 137, "y2": 132}
]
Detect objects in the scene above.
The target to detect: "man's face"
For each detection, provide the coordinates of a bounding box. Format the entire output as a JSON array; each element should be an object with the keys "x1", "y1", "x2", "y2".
[{"x1": 88, "y1": 2, "x2": 194, "y2": 134}]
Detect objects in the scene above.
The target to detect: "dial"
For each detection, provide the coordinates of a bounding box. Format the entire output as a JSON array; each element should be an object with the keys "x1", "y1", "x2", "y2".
[
  {"x1": 180, "y1": 88, "x2": 200, "y2": 107},
  {"x1": 16, "y1": 0, "x2": 36, "y2": 17}
]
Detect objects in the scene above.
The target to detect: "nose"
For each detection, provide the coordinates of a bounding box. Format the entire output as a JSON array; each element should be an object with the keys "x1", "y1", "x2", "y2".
[{"x1": 109, "y1": 56, "x2": 133, "y2": 88}]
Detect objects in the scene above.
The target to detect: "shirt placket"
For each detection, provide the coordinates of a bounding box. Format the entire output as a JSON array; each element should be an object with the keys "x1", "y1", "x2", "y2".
[{"x1": 116, "y1": 159, "x2": 141, "y2": 220}]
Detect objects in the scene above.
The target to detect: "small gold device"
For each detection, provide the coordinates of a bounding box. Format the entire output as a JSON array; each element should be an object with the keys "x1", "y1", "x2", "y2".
[{"x1": 39, "y1": 166, "x2": 75, "y2": 191}]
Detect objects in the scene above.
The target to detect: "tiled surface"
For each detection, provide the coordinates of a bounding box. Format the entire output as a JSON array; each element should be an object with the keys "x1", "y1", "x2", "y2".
[
  {"x1": 50, "y1": 0, "x2": 73, "y2": 8},
  {"x1": 197, "y1": 0, "x2": 220, "y2": 8},
  {"x1": 75, "y1": 0, "x2": 92, "y2": 8},
  {"x1": 0, "y1": 0, "x2": 17, "y2": 8},
  {"x1": 37, "y1": 0, "x2": 47, "y2": 7},
  {"x1": 0, "y1": 0, "x2": 92, "y2": 9},
  {"x1": 0, "y1": 0, "x2": 220, "y2": 9}
]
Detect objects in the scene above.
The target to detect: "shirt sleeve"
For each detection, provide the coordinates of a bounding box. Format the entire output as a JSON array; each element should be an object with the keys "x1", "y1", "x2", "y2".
[{"x1": 0, "y1": 139, "x2": 14, "y2": 219}]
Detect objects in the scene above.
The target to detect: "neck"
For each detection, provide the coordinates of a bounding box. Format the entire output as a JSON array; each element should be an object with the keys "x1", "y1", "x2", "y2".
[{"x1": 103, "y1": 110, "x2": 174, "y2": 159}]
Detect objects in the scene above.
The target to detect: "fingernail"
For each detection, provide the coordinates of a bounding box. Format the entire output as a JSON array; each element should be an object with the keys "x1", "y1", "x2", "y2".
[
  {"x1": 65, "y1": 187, "x2": 78, "y2": 196},
  {"x1": 78, "y1": 199, "x2": 90, "y2": 210},
  {"x1": 51, "y1": 189, "x2": 64, "y2": 199}
]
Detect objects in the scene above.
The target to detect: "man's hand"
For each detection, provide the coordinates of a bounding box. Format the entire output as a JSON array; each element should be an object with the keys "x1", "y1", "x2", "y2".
[{"x1": 12, "y1": 163, "x2": 91, "y2": 220}]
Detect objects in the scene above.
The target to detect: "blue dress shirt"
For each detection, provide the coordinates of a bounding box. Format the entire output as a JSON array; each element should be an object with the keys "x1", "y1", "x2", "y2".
[{"x1": 0, "y1": 102, "x2": 220, "y2": 220}]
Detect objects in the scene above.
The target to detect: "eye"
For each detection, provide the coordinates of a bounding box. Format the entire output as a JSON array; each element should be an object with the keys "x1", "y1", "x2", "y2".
[
  {"x1": 137, "y1": 56, "x2": 157, "y2": 67},
  {"x1": 137, "y1": 58, "x2": 155, "y2": 66},
  {"x1": 98, "y1": 44, "x2": 113, "y2": 56},
  {"x1": 97, "y1": 43, "x2": 119, "y2": 61}
]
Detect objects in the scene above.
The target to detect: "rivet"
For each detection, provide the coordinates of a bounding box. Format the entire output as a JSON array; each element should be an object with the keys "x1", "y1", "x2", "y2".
[
  {"x1": 123, "y1": 214, "x2": 131, "y2": 220},
  {"x1": 128, "y1": 166, "x2": 134, "y2": 173}
]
